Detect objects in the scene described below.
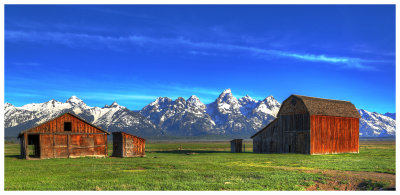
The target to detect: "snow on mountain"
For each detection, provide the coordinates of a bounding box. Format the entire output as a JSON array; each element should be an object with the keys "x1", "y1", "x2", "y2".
[
  {"x1": 358, "y1": 109, "x2": 396, "y2": 137},
  {"x1": 384, "y1": 112, "x2": 396, "y2": 120},
  {"x1": 207, "y1": 89, "x2": 241, "y2": 116},
  {"x1": 4, "y1": 96, "x2": 156, "y2": 137},
  {"x1": 254, "y1": 96, "x2": 281, "y2": 116},
  {"x1": 205, "y1": 89, "x2": 279, "y2": 135},
  {"x1": 140, "y1": 96, "x2": 216, "y2": 136},
  {"x1": 238, "y1": 95, "x2": 258, "y2": 116},
  {"x1": 4, "y1": 91, "x2": 396, "y2": 138}
]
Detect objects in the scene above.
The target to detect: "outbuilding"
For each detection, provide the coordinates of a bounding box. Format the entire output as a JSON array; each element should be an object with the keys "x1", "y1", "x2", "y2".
[
  {"x1": 18, "y1": 112, "x2": 110, "y2": 159},
  {"x1": 230, "y1": 139, "x2": 243, "y2": 153},
  {"x1": 112, "y1": 132, "x2": 146, "y2": 157},
  {"x1": 251, "y1": 95, "x2": 360, "y2": 155}
]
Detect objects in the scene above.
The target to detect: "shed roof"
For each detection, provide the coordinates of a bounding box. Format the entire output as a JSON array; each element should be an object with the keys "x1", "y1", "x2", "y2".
[
  {"x1": 18, "y1": 112, "x2": 110, "y2": 137},
  {"x1": 250, "y1": 118, "x2": 278, "y2": 138},
  {"x1": 112, "y1": 131, "x2": 146, "y2": 141},
  {"x1": 279, "y1": 95, "x2": 361, "y2": 118}
]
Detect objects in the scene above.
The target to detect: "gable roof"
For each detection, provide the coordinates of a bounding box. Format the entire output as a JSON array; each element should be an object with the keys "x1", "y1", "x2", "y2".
[
  {"x1": 112, "y1": 131, "x2": 146, "y2": 141},
  {"x1": 250, "y1": 118, "x2": 278, "y2": 138},
  {"x1": 18, "y1": 112, "x2": 110, "y2": 137},
  {"x1": 278, "y1": 94, "x2": 361, "y2": 118}
]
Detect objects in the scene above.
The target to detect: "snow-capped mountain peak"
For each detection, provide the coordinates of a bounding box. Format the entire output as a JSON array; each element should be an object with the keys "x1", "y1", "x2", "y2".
[
  {"x1": 222, "y1": 88, "x2": 232, "y2": 94},
  {"x1": 4, "y1": 102, "x2": 14, "y2": 108},
  {"x1": 239, "y1": 95, "x2": 257, "y2": 104},
  {"x1": 216, "y1": 88, "x2": 238, "y2": 103},
  {"x1": 110, "y1": 101, "x2": 120, "y2": 107},
  {"x1": 104, "y1": 101, "x2": 125, "y2": 109},
  {"x1": 358, "y1": 109, "x2": 395, "y2": 137},
  {"x1": 150, "y1": 97, "x2": 172, "y2": 105},
  {"x1": 3, "y1": 90, "x2": 396, "y2": 138},
  {"x1": 263, "y1": 95, "x2": 278, "y2": 103},
  {"x1": 187, "y1": 95, "x2": 203, "y2": 106},
  {"x1": 66, "y1": 96, "x2": 85, "y2": 106},
  {"x1": 187, "y1": 95, "x2": 200, "y2": 102}
]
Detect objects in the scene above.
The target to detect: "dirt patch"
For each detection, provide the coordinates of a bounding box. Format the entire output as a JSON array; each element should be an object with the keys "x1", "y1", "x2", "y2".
[
  {"x1": 227, "y1": 161, "x2": 395, "y2": 190},
  {"x1": 304, "y1": 169, "x2": 395, "y2": 191}
]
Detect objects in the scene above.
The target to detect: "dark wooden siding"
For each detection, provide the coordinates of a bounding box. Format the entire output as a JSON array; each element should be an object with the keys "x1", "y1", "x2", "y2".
[
  {"x1": 281, "y1": 114, "x2": 310, "y2": 154},
  {"x1": 112, "y1": 133, "x2": 124, "y2": 157},
  {"x1": 253, "y1": 114, "x2": 310, "y2": 154},
  {"x1": 112, "y1": 132, "x2": 145, "y2": 157},
  {"x1": 310, "y1": 115, "x2": 359, "y2": 154},
  {"x1": 230, "y1": 139, "x2": 242, "y2": 153},
  {"x1": 20, "y1": 113, "x2": 108, "y2": 159},
  {"x1": 253, "y1": 119, "x2": 281, "y2": 153}
]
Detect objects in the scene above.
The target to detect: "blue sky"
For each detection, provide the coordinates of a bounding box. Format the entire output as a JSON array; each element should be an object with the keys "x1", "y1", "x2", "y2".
[{"x1": 5, "y1": 5, "x2": 395, "y2": 113}]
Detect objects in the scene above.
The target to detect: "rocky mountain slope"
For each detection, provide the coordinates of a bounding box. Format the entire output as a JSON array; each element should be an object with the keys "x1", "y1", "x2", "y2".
[
  {"x1": 358, "y1": 109, "x2": 396, "y2": 137},
  {"x1": 4, "y1": 90, "x2": 396, "y2": 138}
]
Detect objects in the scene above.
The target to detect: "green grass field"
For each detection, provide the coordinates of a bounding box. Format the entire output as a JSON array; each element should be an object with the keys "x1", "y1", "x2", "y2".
[{"x1": 4, "y1": 140, "x2": 396, "y2": 191}]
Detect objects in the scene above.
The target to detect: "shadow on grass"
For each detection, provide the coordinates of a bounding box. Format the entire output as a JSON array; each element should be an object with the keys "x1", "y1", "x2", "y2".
[
  {"x1": 152, "y1": 149, "x2": 232, "y2": 154},
  {"x1": 5, "y1": 154, "x2": 21, "y2": 159},
  {"x1": 357, "y1": 179, "x2": 392, "y2": 191}
]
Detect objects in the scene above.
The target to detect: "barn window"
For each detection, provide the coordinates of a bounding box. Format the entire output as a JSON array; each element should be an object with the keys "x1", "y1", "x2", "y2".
[{"x1": 64, "y1": 122, "x2": 72, "y2": 131}]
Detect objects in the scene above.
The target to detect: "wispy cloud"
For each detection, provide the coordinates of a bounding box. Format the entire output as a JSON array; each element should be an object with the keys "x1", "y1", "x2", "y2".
[
  {"x1": 5, "y1": 30, "x2": 386, "y2": 70},
  {"x1": 53, "y1": 91, "x2": 159, "y2": 101},
  {"x1": 6, "y1": 75, "x2": 224, "y2": 105}
]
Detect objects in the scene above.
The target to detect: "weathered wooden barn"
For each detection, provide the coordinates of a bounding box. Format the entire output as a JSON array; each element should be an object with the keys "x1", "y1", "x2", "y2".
[
  {"x1": 251, "y1": 95, "x2": 360, "y2": 155},
  {"x1": 230, "y1": 139, "x2": 243, "y2": 153},
  {"x1": 112, "y1": 132, "x2": 146, "y2": 157},
  {"x1": 18, "y1": 112, "x2": 110, "y2": 159}
]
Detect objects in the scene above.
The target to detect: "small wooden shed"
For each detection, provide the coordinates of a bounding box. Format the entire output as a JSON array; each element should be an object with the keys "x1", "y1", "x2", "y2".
[
  {"x1": 112, "y1": 132, "x2": 146, "y2": 157},
  {"x1": 251, "y1": 95, "x2": 360, "y2": 155},
  {"x1": 18, "y1": 112, "x2": 110, "y2": 159},
  {"x1": 230, "y1": 139, "x2": 243, "y2": 153}
]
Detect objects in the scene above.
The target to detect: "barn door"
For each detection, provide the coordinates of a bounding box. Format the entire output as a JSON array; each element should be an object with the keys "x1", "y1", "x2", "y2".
[
  {"x1": 285, "y1": 133, "x2": 295, "y2": 153},
  {"x1": 27, "y1": 134, "x2": 40, "y2": 158},
  {"x1": 296, "y1": 132, "x2": 305, "y2": 153}
]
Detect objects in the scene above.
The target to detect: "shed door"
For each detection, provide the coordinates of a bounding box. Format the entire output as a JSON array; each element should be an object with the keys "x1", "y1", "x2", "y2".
[{"x1": 125, "y1": 139, "x2": 135, "y2": 156}]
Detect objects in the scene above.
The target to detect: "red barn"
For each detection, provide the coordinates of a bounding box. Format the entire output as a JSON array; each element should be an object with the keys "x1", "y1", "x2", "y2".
[
  {"x1": 18, "y1": 112, "x2": 110, "y2": 159},
  {"x1": 251, "y1": 95, "x2": 360, "y2": 155}
]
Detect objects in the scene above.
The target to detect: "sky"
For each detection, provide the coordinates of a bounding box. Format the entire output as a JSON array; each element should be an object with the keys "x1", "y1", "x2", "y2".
[{"x1": 4, "y1": 5, "x2": 396, "y2": 113}]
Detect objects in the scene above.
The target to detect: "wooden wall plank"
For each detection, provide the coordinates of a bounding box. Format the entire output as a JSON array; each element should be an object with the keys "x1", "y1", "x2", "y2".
[{"x1": 309, "y1": 115, "x2": 359, "y2": 154}]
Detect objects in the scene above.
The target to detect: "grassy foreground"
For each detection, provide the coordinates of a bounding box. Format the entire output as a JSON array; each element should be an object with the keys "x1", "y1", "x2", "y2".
[{"x1": 4, "y1": 140, "x2": 396, "y2": 191}]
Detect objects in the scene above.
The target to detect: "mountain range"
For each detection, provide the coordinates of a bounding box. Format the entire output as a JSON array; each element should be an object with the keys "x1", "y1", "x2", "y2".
[{"x1": 4, "y1": 89, "x2": 395, "y2": 138}]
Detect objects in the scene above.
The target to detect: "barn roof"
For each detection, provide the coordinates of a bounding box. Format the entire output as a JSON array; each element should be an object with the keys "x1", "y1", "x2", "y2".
[
  {"x1": 251, "y1": 95, "x2": 360, "y2": 139},
  {"x1": 112, "y1": 131, "x2": 146, "y2": 141},
  {"x1": 18, "y1": 112, "x2": 110, "y2": 137},
  {"x1": 284, "y1": 95, "x2": 361, "y2": 118},
  {"x1": 250, "y1": 118, "x2": 278, "y2": 138}
]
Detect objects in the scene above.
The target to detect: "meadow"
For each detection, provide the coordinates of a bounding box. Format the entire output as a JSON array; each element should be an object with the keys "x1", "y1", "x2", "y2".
[{"x1": 4, "y1": 140, "x2": 396, "y2": 191}]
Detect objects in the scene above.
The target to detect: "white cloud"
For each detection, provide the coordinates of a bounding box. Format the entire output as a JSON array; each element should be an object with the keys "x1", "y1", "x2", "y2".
[{"x1": 5, "y1": 30, "x2": 385, "y2": 70}]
